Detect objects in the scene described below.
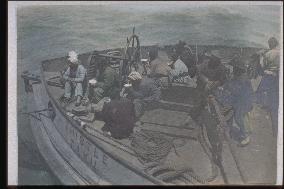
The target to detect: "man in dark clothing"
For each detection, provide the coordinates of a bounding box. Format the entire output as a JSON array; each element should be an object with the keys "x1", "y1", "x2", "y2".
[
  {"x1": 101, "y1": 98, "x2": 136, "y2": 139},
  {"x1": 196, "y1": 52, "x2": 228, "y2": 93},
  {"x1": 125, "y1": 71, "x2": 161, "y2": 118},
  {"x1": 89, "y1": 60, "x2": 120, "y2": 103},
  {"x1": 214, "y1": 58, "x2": 253, "y2": 146}
]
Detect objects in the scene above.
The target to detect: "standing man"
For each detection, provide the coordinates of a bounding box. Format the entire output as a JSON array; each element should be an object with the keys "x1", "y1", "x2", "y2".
[
  {"x1": 62, "y1": 51, "x2": 86, "y2": 106},
  {"x1": 214, "y1": 59, "x2": 253, "y2": 146},
  {"x1": 256, "y1": 37, "x2": 280, "y2": 135}
]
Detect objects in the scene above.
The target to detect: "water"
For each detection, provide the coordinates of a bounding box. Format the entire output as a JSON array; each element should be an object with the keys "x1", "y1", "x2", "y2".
[{"x1": 16, "y1": 4, "x2": 281, "y2": 184}]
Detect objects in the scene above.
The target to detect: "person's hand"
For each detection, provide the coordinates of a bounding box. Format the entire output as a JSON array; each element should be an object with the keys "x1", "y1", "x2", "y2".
[
  {"x1": 89, "y1": 79, "x2": 97, "y2": 86},
  {"x1": 123, "y1": 86, "x2": 132, "y2": 94},
  {"x1": 205, "y1": 81, "x2": 214, "y2": 90}
]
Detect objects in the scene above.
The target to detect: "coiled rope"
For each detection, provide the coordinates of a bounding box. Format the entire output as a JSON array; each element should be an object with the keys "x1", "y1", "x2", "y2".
[
  {"x1": 131, "y1": 129, "x2": 219, "y2": 184},
  {"x1": 131, "y1": 130, "x2": 174, "y2": 164}
]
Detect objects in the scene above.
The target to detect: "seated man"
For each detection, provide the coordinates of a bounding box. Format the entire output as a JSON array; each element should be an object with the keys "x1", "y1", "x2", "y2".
[
  {"x1": 168, "y1": 54, "x2": 188, "y2": 78},
  {"x1": 147, "y1": 48, "x2": 172, "y2": 88},
  {"x1": 196, "y1": 50, "x2": 228, "y2": 93},
  {"x1": 173, "y1": 40, "x2": 197, "y2": 77},
  {"x1": 168, "y1": 53, "x2": 197, "y2": 87},
  {"x1": 100, "y1": 98, "x2": 136, "y2": 139},
  {"x1": 89, "y1": 59, "x2": 120, "y2": 103},
  {"x1": 62, "y1": 51, "x2": 86, "y2": 106},
  {"x1": 124, "y1": 71, "x2": 161, "y2": 118}
]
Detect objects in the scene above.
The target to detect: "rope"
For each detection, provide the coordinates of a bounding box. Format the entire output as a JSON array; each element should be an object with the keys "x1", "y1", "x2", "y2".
[
  {"x1": 196, "y1": 125, "x2": 219, "y2": 183},
  {"x1": 131, "y1": 130, "x2": 174, "y2": 164},
  {"x1": 130, "y1": 129, "x2": 219, "y2": 185}
]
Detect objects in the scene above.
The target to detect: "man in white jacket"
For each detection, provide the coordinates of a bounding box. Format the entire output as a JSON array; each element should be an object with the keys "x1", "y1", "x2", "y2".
[{"x1": 63, "y1": 51, "x2": 86, "y2": 106}]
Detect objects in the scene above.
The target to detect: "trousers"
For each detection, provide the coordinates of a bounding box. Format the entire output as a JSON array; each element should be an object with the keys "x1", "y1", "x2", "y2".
[{"x1": 64, "y1": 81, "x2": 83, "y2": 98}]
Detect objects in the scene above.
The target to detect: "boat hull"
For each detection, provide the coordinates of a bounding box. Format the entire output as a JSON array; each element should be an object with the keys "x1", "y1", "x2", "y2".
[{"x1": 28, "y1": 80, "x2": 161, "y2": 185}]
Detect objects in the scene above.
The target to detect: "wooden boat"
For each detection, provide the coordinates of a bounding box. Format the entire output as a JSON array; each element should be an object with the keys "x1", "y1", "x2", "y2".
[{"x1": 22, "y1": 30, "x2": 277, "y2": 185}]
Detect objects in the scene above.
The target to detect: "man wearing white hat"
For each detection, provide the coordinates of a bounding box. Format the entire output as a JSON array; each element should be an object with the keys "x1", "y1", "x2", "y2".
[{"x1": 62, "y1": 51, "x2": 86, "y2": 106}]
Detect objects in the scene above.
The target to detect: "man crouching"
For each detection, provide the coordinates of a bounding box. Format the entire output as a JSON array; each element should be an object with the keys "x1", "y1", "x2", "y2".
[
  {"x1": 124, "y1": 71, "x2": 161, "y2": 119},
  {"x1": 62, "y1": 51, "x2": 86, "y2": 106}
]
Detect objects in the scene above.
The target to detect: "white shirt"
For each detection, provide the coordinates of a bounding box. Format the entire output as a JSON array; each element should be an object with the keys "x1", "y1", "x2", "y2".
[{"x1": 170, "y1": 58, "x2": 188, "y2": 77}]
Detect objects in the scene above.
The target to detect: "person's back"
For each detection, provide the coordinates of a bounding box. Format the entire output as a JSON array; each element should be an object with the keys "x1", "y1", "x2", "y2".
[
  {"x1": 197, "y1": 55, "x2": 227, "y2": 93},
  {"x1": 198, "y1": 57, "x2": 227, "y2": 83},
  {"x1": 264, "y1": 37, "x2": 280, "y2": 74},
  {"x1": 101, "y1": 98, "x2": 135, "y2": 139},
  {"x1": 264, "y1": 48, "x2": 280, "y2": 74},
  {"x1": 148, "y1": 50, "x2": 171, "y2": 78},
  {"x1": 136, "y1": 77, "x2": 161, "y2": 102},
  {"x1": 149, "y1": 57, "x2": 171, "y2": 77}
]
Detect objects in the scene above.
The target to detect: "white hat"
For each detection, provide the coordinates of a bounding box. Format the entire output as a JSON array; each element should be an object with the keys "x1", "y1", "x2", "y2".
[
  {"x1": 68, "y1": 51, "x2": 79, "y2": 64},
  {"x1": 128, "y1": 71, "x2": 142, "y2": 81}
]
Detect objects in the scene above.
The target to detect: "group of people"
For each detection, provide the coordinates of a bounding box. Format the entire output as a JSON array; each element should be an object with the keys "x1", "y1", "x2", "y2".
[{"x1": 60, "y1": 36, "x2": 280, "y2": 145}]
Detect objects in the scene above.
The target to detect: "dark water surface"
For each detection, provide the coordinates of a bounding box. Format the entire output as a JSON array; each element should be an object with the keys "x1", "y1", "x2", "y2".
[{"x1": 17, "y1": 4, "x2": 281, "y2": 184}]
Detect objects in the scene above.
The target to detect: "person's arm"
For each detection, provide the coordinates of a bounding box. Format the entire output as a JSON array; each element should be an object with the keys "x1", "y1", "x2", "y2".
[
  {"x1": 63, "y1": 67, "x2": 70, "y2": 80},
  {"x1": 126, "y1": 87, "x2": 144, "y2": 99},
  {"x1": 263, "y1": 51, "x2": 279, "y2": 76},
  {"x1": 74, "y1": 66, "x2": 86, "y2": 82},
  {"x1": 196, "y1": 63, "x2": 209, "y2": 83}
]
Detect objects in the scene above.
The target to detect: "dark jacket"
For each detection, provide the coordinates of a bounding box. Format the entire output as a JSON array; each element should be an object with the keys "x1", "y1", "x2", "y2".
[
  {"x1": 96, "y1": 66, "x2": 120, "y2": 99},
  {"x1": 214, "y1": 74, "x2": 253, "y2": 114},
  {"x1": 127, "y1": 77, "x2": 161, "y2": 103},
  {"x1": 101, "y1": 98, "x2": 135, "y2": 139}
]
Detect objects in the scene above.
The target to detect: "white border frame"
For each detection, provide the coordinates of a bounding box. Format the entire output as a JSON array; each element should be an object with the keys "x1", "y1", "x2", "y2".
[{"x1": 8, "y1": 1, "x2": 283, "y2": 185}]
